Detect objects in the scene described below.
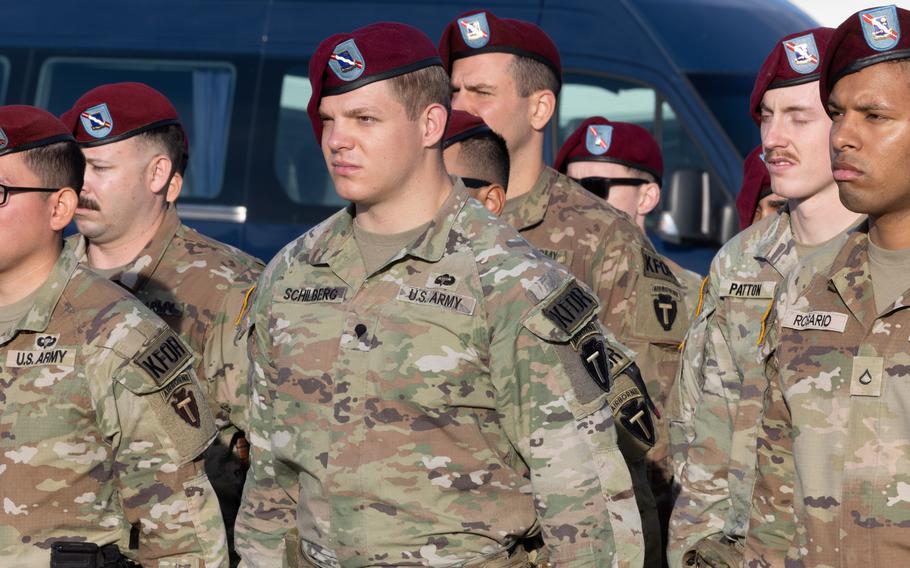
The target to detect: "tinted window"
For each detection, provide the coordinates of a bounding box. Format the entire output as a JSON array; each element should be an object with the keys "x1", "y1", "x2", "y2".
[
  {"x1": 35, "y1": 57, "x2": 236, "y2": 200},
  {"x1": 0, "y1": 57, "x2": 9, "y2": 104},
  {"x1": 273, "y1": 68, "x2": 341, "y2": 208},
  {"x1": 687, "y1": 72, "x2": 759, "y2": 159}
]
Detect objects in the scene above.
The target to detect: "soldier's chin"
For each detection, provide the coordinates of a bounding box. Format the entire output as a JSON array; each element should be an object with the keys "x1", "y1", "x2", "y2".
[{"x1": 73, "y1": 218, "x2": 108, "y2": 240}]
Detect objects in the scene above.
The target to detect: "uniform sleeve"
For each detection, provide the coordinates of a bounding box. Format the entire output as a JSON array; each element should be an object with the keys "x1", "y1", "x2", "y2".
[
  {"x1": 234, "y1": 296, "x2": 300, "y2": 567},
  {"x1": 491, "y1": 278, "x2": 644, "y2": 567},
  {"x1": 111, "y1": 329, "x2": 227, "y2": 567},
  {"x1": 205, "y1": 282, "x2": 257, "y2": 435},
  {"x1": 667, "y1": 274, "x2": 717, "y2": 478},
  {"x1": 744, "y1": 324, "x2": 798, "y2": 566},
  {"x1": 667, "y1": 297, "x2": 742, "y2": 567}
]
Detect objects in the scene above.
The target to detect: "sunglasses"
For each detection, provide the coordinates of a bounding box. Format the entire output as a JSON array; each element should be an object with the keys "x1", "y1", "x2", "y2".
[
  {"x1": 461, "y1": 177, "x2": 492, "y2": 189},
  {"x1": 572, "y1": 177, "x2": 649, "y2": 199},
  {"x1": 0, "y1": 184, "x2": 62, "y2": 207}
]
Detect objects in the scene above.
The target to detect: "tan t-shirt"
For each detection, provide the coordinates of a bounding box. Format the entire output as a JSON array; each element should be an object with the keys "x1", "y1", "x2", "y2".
[
  {"x1": 0, "y1": 287, "x2": 40, "y2": 336},
  {"x1": 353, "y1": 220, "x2": 432, "y2": 276},
  {"x1": 868, "y1": 240, "x2": 910, "y2": 314}
]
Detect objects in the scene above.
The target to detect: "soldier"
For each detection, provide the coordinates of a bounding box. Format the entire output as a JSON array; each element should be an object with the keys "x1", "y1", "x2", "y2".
[
  {"x1": 554, "y1": 116, "x2": 702, "y2": 311},
  {"x1": 235, "y1": 22, "x2": 648, "y2": 567},
  {"x1": 747, "y1": 6, "x2": 910, "y2": 565},
  {"x1": 667, "y1": 27, "x2": 864, "y2": 566},
  {"x1": 442, "y1": 109, "x2": 509, "y2": 216},
  {"x1": 441, "y1": 13, "x2": 690, "y2": 565},
  {"x1": 735, "y1": 146, "x2": 780, "y2": 230},
  {"x1": 0, "y1": 105, "x2": 226, "y2": 566},
  {"x1": 59, "y1": 82, "x2": 264, "y2": 562}
]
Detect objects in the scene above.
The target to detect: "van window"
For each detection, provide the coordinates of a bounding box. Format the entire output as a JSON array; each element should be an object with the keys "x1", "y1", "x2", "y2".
[
  {"x1": 273, "y1": 68, "x2": 343, "y2": 208},
  {"x1": 0, "y1": 57, "x2": 9, "y2": 104},
  {"x1": 557, "y1": 74, "x2": 713, "y2": 183},
  {"x1": 35, "y1": 57, "x2": 236, "y2": 200}
]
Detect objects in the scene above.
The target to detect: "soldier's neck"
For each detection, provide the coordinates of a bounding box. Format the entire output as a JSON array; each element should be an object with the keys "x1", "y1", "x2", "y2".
[
  {"x1": 85, "y1": 206, "x2": 170, "y2": 270},
  {"x1": 353, "y1": 160, "x2": 452, "y2": 235},
  {"x1": 504, "y1": 140, "x2": 546, "y2": 200},
  {"x1": 869, "y1": 210, "x2": 910, "y2": 250},
  {"x1": 0, "y1": 241, "x2": 60, "y2": 306},
  {"x1": 788, "y1": 181, "x2": 861, "y2": 246}
]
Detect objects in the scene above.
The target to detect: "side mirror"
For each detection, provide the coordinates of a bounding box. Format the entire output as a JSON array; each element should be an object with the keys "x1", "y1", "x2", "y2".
[{"x1": 657, "y1": 168, "x2": 731, "y2": 245}]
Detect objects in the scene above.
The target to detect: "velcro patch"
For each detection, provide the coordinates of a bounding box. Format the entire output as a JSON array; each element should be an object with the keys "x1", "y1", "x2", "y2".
[
  {"x1": 542, "y1": 281, "x2": 599, "y2": 335},
  {"x1": 850, "y1": 356, "x2": 884, "y2": 397},
  {"x1": 6, "y1": 348, "x2": 75, "y2": 368},
  {"x1": 282, "y1": 286, "x2": 346, "y2": 303},
  {"x1": 135, "y1": 329, "x2": 192, "y2": 386},
  {"x1": 397, "y1": 285, "x2": 476, "y2": 315},
  {"x1": 539, "y1": 248, "x2": 572, "y2": 267},
  {"x1": 782, "y1": 310, "x2": 848, "y2": 332},
  {"x1": 719, "y1": 279, "x2": 776, "y2": 299},
  {"x1": 642, "y1": 250, "x2": 680, "y2": 285}
]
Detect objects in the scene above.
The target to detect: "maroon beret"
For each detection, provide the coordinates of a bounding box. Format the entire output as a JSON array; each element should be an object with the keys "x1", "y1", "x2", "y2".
[
  {"x1": 307, "y1": 22, "x2": 443, "y2": 141},
  {"x1": 749, "y1": 27, "x2": 835, "y2": 125},
  {"x1": 439, "y1": 10, "x2": 561, "y2": 84},
  {"x1": 443, "y1": 110, "x2": 491, "y2": 149},
  {"x1": 0, "y1": 105, "x2": 74, "y2": 158},
  {"x1": 60, "y1": 82, "x2": 186, "y2": 150},
  {"x1": 820, "y1": 5, "x2": 910, "y2": 107},
  {"x1": 554, "y1": 116, "x2": 663, "y2": 183},
  {"x1": 736, "y1": 146, "x2": 772, "y2": 230}
]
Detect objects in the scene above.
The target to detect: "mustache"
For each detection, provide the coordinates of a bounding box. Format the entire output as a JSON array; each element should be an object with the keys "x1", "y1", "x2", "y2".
[
  {"x1": 77, "y1": 196, "x2": 100, "y2": 211},
  {"x1": 763, "y1": 150, "x2": 798, "y2": 163}
]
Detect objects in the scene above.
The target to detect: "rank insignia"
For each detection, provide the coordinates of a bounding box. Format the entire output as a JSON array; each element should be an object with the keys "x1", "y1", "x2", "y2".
[
  {"x1": 328, "y1": 39, "x2": 366, "y2": 81},
  {"x1": 458, "y1": 12, "x2": 490, "y2": 48},
  {"x1": 80, "y1": 103, "x2": 114, "y2": 139},
  {"x1": 783, "y1": 33, "x2": 820, "y2": 74},
  {"x1": 861, "y1": 6, "x2": 900, "y2": 51},
  {"x1": 585, "y1": 124, "x2": 612, "y2": 156}
]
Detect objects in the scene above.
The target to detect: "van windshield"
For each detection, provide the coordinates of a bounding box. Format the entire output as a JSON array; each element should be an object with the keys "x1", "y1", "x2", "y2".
[{"x1": 686, "y1": 72, "x2": 761, "y2": 159}]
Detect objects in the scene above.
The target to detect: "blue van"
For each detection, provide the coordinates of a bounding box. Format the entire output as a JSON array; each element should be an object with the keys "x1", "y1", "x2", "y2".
[{"x1": 3, "y1": 0, "x2": 814, "y2": 271}]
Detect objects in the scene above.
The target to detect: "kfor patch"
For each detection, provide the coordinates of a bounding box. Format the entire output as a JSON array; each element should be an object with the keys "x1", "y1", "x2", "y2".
[
  {"x1": 642, "y1": 249, "x2": 680, "y2": 285},
  {"x1": 542, "y1": 280, "x2": 598, "y2": 335},
  {"x1": 135, "y1": 329, "x2": 192, "y2": 385}
]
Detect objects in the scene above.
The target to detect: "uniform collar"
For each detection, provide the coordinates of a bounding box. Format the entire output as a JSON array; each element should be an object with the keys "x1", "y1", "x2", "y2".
[
  {"x1": 753, "y1": 207, "x2": 798, "y2": 278},
  {"x1": 827, "y1": 220, "x2": 906, "y2": 327},
  {"x1": 73, "y1": 205, "x2": 181, "y2": 293},
  {"x1": 308, "y1": 180, "x2": 471, "y2": 289},
  {"x1": 504, "y1": 166, "x2": 557, "y2": 231},
  {"x1": 0, "y1": 240, "x2": 79, "y2": 344}
]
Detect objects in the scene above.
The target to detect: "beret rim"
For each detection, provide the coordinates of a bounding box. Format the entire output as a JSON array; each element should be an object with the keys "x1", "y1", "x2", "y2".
[
  {"x1": 322, "y1": 57, "x2": 443, "y2": 98},
  {"x1": 0, "y1": 133, "x2": 75, "y2": 157},
  {"x1": 449, "y1": 45, "x2": 562, "y2": 87},
  {"x1": 566, "y1": 155, "x2": 662, "y2": 186},
  {"x1": 76, "y1": 118, "x2": 182, "y2": 148},
  {"x1": 827, "y1": 49, "x2": 910, "y2": 95},
  {"x1": 767, "y1": 73, "x2": 820, "y2": 91},
  {"x1": 443, "y1": 123, "x2": 492, "y2": 149}
]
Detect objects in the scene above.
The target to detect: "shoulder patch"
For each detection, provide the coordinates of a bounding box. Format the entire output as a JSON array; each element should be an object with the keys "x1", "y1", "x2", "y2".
[
  {"x1": 134, "y1": 329, "x2": 192, "y2": 386},
  {"x1": 642, "y1": 249, "x2": 680, "y2": 285},
  {"x1": 542, "y1": 280, "x2": 599, "y2": 336}
]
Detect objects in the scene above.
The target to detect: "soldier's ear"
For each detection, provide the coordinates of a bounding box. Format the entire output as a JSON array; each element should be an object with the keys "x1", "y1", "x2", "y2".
[
  {"x1": 147, "y1": 154, "x2": 183, "y2": 203},
  {"x1": 421, "y1": 102, "x2": 449, "y2": 149},
  {"x1": 528, "y1": 89, "x2": 556, "y2": 131},
  {"x1": 636, "y1": 183, "x2": 660, "y2": 217},
  {"x1": 48, "y1": 187, "x2": 78, "y2": 231},
  {"x1": 475, "y1": 184, "x2": 506, "y2": 217}
]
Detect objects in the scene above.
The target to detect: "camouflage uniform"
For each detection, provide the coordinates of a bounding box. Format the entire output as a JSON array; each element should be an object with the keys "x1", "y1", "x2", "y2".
[
  {"x1": 236, "y1": 183, "x2": 644, "y2": 567},
  {"x1": 746, "y1": 222, "x2": 910, "y2": 566},
  {"x1": 0, "y1": 242, "x2": 226, "y2": 567},
  {"x1": 71, "y1": 205, "x2": 264, "y2": 555},
  {"x1": 505, "y1": 167, "x2": 691, "y2": 558},
  {"x1": 664, "y1": 257, "x2": 702, "y2": 317},
  {"x1": 668, "y1": 208, "x2": 850, "y2": 566}
]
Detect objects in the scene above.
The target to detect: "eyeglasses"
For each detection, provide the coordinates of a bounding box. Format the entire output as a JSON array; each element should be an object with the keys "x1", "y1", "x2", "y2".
[
  {"x1": 461, "y1": 177, "x2": 493, "y2": 189},
  {"x1": 0, "y1": 184, "x2": 61, "y2": 207},
  {"x1": 572, "y1": 177, "x2": 649, "y2": 199}
]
